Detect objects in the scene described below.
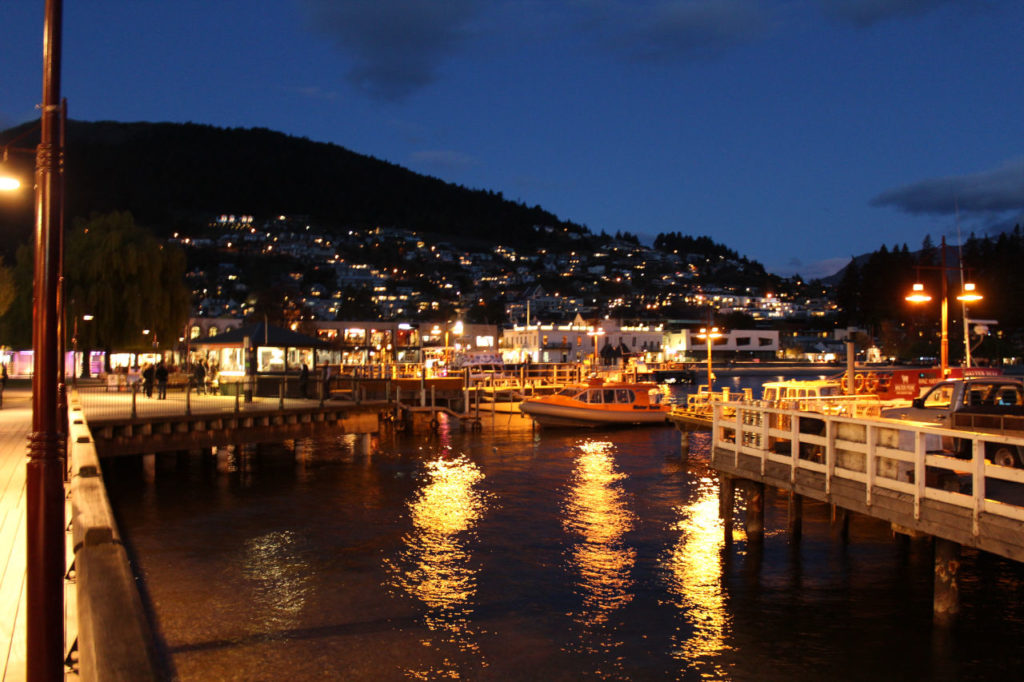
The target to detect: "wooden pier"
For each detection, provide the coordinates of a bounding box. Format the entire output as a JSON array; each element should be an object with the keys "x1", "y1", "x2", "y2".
[{"x1": 706, "y1": 398, "x2": 1024, "y2": 617}]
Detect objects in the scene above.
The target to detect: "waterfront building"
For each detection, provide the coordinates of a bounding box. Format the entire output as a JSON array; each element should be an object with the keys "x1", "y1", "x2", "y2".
[{"x1": 662, "y1": 328, "x2": 780, "y2": 361}]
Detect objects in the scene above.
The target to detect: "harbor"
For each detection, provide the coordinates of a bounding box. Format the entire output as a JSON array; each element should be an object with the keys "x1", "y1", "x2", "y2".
[{"x1": 10, "y1": 367, "x2": 1009, "y2": 679}]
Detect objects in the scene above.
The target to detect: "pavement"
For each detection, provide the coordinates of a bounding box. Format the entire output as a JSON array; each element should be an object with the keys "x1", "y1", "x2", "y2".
[{"x1": 0, "y1": 387, "x2": 34, "y2": 682}]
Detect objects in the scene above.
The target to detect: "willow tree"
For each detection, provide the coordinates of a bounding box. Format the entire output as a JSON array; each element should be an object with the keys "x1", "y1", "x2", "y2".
[{"x1": 65, "y1": 211, "x2": 190, "y2": 372}]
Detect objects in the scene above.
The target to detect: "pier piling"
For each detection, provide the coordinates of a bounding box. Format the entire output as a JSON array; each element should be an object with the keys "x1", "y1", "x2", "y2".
[{"x1": 933, "y1": 538, "x2": 961, "y2": 621}]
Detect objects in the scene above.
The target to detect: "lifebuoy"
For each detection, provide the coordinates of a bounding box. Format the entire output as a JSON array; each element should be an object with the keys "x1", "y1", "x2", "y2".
[
  {"x1": 864, "y1": 372, "x2": 879, "y2": 393},
  {"x1": 854, "y1": 373, "x2": 866, "y2": 393}
]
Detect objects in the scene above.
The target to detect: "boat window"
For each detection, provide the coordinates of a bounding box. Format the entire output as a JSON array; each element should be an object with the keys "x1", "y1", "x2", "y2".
[
  {"x1": 604, "y1": 389, "x2": 616, "y2": 404},
  {"x1": 616, "y1": 389, "x2": 635, "y2": 404},
  {"x1": 996, "y1": 387, "x2": 1023, "y2": 406},
  {"x1": 922, "y1": 385, "x2": 954, "y2": 409},
  {"x1": 585, "y1": 390, "x2": 601, "y2": 404},
  {"x1": 557, "y1": 387, "x2": 578, "y2": 397},
  {"x1": 763, "y1": 388, "x2": 776, "y2": 401}
]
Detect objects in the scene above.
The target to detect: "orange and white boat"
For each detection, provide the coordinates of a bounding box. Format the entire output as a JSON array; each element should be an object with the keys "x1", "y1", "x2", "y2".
[{"x1": 519, "y1": 377, "x2": 670, "y2": 427}]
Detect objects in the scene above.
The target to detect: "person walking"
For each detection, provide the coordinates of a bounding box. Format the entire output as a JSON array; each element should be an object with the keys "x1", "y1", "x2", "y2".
[
  {"x1": 299, "y1": 363, "x2": 310, "y2": 399},
  {"x1": 142, "y1": 362, "x2": 155, "y2": 398},
  {"x1": 155, "y1": 361, "x2": 169, "y2": 399},
  {"x1": 193, "y1": 361, "x2": 206, "y2": 395}
]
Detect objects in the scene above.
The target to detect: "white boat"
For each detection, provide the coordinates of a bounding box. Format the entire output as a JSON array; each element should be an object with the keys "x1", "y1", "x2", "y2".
[{"x1": 519, "y1": 378, "x2": 670, "y2": 427}]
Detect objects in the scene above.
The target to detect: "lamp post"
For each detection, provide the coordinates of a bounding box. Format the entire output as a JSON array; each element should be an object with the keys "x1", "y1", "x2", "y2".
[
  {"x1": 696, "y1": 325, "x2": 723, "y2": 395},
  {"x1": 588, "y1": 327, "x2": 605, "y2": 371},
  {"x1": 905, "y1": 236, "x2": 982, "y2": 377},
  {"x1": 26, "y1": 1, "x2": 66, "y2": 679}
]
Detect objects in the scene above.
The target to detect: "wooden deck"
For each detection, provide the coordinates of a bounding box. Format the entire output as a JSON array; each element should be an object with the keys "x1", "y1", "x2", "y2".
[{"x1": 0, "y1": 388, "x2": 32, "y2": 682}]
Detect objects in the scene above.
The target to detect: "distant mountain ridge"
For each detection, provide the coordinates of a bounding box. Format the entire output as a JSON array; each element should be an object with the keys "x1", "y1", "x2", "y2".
[{"x1": 0, "y1": 120, "x2": 586, "y2": 250}]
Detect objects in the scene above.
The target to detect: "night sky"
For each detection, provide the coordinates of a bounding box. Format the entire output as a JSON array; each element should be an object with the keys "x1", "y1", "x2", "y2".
[{"x1": 2, "y1": 0, "x2": 1022, "y2": 278}]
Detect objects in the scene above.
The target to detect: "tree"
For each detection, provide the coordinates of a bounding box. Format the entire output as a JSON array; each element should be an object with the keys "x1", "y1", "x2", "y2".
[
  {"x1": 64, "y1": 211, "x2": 190, "y2": 371},
  {"x1": 0, "y1": 244, "x2": 34, "y2": 349},
  {"x1": 0, "y1": 258, "x2": 14, "y2": 322}
]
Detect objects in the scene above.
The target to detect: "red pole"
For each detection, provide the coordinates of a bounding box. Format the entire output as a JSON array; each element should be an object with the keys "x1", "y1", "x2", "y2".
[{"x1": 27, "y1": 0, "x2": 65, "y2": 679}]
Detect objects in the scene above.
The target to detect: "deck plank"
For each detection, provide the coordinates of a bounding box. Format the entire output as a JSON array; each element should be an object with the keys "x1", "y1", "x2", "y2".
[{"x1": 0, "y1": 390, "x2": 34, "y2": 682}]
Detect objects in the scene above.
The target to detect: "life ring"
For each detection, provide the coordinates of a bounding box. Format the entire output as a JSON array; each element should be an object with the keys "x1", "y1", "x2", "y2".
[
  {"x1": 854, "y1": 373, "x2": 866, "y2": 393},
  {"x1": 429, "y1": 418, "x2": 440, "y2": 432},
  {"x1": 864, "y1": 372, "x2": 879, "y2": 393}
]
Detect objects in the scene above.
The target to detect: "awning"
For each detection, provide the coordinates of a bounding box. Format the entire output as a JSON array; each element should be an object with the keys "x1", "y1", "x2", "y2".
[{"x1": 193, "y1": 322, "x2": 329, "y2": 348}]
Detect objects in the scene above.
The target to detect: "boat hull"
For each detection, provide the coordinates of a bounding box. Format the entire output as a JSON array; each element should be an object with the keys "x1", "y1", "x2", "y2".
[{"x1": 520, "y1": 400, "x2": 668, "y2": 428}]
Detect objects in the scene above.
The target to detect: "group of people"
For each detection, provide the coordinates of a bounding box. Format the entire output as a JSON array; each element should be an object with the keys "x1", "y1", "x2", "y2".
[
  {"x1": 191, "y1": 359, "x2": 216, "y2": 394},
  {"x1": 140, "y1": 361, "x2": 169, "y2": 399}
]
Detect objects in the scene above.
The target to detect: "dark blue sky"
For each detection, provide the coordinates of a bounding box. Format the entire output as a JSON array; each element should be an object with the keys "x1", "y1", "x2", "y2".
[{"x1": 3, "y1": 0, "x2": 1022, "y2": 278}]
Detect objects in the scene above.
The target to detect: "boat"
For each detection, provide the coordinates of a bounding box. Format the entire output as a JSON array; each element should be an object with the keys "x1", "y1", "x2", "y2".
[{"x1": 519, "y1": 377, "x2": 670, "y2": 427}]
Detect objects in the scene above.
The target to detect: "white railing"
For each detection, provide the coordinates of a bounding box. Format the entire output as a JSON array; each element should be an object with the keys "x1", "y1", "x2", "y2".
[{"x1": 712, "y1": 399, "x2": 1024, "y2": 536}]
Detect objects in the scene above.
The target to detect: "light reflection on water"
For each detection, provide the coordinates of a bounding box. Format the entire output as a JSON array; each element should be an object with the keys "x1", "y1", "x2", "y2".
[
  {"x1": 242, "y1": 529, "x2": 310, "y2": 633},
  {"x1": 385, "y1": 452, "x2": 491, "y2": 679},
  {"x1": 102, "y1": 376, "x2": 1024, "y2": 681},
  {"x1": 659, "y1": 472, "x2": 733, "y2": 678},
  {"x1": 561, "y1": 439, "x2": 636, "y2": 671}
]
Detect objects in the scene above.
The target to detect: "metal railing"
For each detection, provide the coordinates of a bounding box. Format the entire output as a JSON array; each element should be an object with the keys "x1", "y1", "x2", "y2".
[{"x1": 75, "y1": 376, "x2": 338, "y2": 421}]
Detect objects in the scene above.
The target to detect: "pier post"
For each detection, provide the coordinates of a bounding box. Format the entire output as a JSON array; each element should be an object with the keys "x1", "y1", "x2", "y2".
[
  {"x1": 131, "y1": 382, "x2": 138, "y2": 419},
  {"x1": 787, "y1": 491, "x2": 803, "y2": 542},
  {"x1": 185, "y1": 386, "x2": 191, "y2": 416},
  {"x1": 357, "y1": 433, "x2": 372, "y2": 456},
  {"x1": 933, "y1": 538, "x2": 961, "y2": 621},
  {"x1": 143, "y1": 454, "x2": 156, "y2": 483},
  {"x1": 831, "y1": 505, "x2": 849, "y2": 542},
  {"x1": 743, "y1": 481, "x2": 765, "y2": 542},
  {"x1": 719, "y1": 474, "x2": 735, "y2": 541}
]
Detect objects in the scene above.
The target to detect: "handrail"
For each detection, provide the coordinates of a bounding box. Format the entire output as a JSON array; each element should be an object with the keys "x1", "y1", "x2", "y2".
[
  {"x1": 710, "y1": 399, "x2": 1024, "y2": 535},
  {"x1": 67, "y1": 397, "x2": 161, "y2": 681}
]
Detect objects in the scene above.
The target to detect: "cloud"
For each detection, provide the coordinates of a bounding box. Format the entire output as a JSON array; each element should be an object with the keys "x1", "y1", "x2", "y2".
[
  {"x1": 301, "y1": 0, "x2": 479, "y2": 101},
  {"x1": 576, "y1": 0, "x2": 771, "y2": 61},
  {"x1": 871, "y1": 158, "x2": 1024, "y2": 216},
  {"x1": 822, "y1": 0, "x2": 968, "y2": 27}
]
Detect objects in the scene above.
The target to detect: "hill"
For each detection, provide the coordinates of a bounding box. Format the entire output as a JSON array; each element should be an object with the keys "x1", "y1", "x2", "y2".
[{"x1": 0, "y1": 120, "x2": 587, "y2": 253}]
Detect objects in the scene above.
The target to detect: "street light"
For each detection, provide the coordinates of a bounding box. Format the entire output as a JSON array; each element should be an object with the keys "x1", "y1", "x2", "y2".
[
  {"x1": 588, "y1": 327, "x2": 605, "y2": 371},
  {"x1": 904, "y1": 237, "x2": 982, "y2": 377},
  {"x1": 696, "y1": 326, "x2": 723, "y2": 395}
]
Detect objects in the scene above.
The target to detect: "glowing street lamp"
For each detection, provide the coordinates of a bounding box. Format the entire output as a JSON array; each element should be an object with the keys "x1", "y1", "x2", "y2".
[
  {"x1": 904, "y1": 238, "x2": 982, "y2": 377},
  {"x1": 588, "y1": 327, "x2": 605, "y2": 369},
  {"x1": 696, "y1": 326, "x2": 723, "y2": 395}
]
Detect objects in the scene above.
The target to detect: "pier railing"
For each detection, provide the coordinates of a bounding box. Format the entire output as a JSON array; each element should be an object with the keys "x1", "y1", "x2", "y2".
[{"x1": 711, "y1": 398, "x2": 1024, "y2": 559}]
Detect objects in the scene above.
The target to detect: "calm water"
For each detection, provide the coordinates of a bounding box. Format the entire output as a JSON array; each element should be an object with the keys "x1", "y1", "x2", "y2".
[{"x1": 105, "y1": 375, "x2": 1024, "y2": 681}]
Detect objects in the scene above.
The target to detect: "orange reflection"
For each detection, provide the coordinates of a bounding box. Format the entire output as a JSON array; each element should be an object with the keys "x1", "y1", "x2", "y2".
[
  {"x1": 562, "y1": 439, "x2": 636, "y2": 666},
  {"x1": 386, "y1": 455, "x2": 490, "y2": 678},
  {"x1": 660, "y1": 473, "x2": 734, "y2": 676}
]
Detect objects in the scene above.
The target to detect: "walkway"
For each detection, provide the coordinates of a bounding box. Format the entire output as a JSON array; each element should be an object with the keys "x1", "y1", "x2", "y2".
[{"x1": 0, "y1": 388, "x2": 32, "y2": 682}]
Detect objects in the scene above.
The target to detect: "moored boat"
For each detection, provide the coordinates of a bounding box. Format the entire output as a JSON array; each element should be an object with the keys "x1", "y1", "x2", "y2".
[{"x1": 519, "y1": 377, "x2": 670, "y2": 427}]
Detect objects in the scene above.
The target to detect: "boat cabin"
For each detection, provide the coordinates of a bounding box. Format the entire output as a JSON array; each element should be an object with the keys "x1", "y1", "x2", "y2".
[{"x1": 556, "y1": 384, "x2": 664, "y2": 406}]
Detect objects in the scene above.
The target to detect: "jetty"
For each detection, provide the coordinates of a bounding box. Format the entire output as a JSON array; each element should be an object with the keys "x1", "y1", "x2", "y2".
[{"x1": 704, "y1": 396, "x2": 1024, "y2": 618}]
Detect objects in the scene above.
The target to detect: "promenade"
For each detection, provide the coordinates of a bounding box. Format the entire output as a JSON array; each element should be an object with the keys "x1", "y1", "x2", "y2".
[{"x1": 0, "y1": 387, "x2": 32, "y2": 682}]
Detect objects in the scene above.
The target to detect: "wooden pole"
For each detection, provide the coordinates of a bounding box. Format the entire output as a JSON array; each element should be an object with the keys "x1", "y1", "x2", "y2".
[
  {"x1": 719, "y1": 474, "x2": 735, "y2": 542},
  {"x1": 743, "y1": 481, "x2": 765, "y2": 542},
  {"x1": 934, "y1": 538, "x2": 961, "y2": 620},
  {"x1": 787, "y1": 491, "x2": 803, "y2": 542}
]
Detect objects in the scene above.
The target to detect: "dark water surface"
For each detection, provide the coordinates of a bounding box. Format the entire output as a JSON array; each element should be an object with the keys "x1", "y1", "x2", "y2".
[{"x1": 104, "y1": 377, "x2": 1024, "y2": 681}]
